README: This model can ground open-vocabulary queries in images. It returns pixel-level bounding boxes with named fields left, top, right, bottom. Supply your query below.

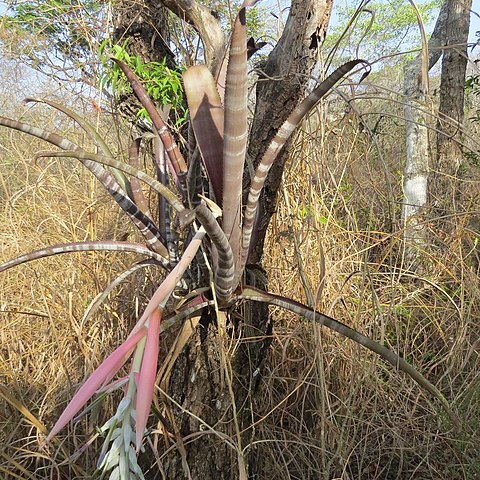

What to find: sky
left=470, top=0, right=480, bottom=42
left=264, top=0, right=480, bottom=45
left=328, top=0, right=480, bottom=42
left=0, top=0, right=479, bottom=96
left=0, top=0, right=479, bottom=41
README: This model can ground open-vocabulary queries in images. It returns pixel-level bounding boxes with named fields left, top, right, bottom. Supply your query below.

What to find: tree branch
left=161, top=0, right=225, bottom=68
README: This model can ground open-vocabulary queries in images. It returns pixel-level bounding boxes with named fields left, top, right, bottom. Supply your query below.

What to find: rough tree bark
left=432, top=0, right=472, bottom=216
left=112, top=1, right=333, bottom=478
left=112, top=0, right=175, bottom=124
left=247, top=0, right=333, bottom=264
left=402, top=1, right=448, bottom=255
left=113, top=0, right=174, bottom=65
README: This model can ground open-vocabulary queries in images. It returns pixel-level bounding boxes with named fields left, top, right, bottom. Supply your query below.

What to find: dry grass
left=253, top=106, right=480, bottom=479
left=1, top=83, right=479, bottom=480
left=0, top=102, right=158, bottom=478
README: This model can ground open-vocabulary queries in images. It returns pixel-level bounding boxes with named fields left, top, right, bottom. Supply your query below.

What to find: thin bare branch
left=160, top=0, right=224, bottom=68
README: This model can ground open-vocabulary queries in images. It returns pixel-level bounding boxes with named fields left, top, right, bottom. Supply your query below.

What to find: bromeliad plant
left=0, top=1, right=459, bottom=477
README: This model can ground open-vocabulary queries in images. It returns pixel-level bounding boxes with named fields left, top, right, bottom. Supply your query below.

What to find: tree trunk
left=247, top=0, right=334, bottom=264
left=164, top=266, right=271, bottom=480
left=432, top=0, right=472, bottom=218
left=151, top=1, right=333, bottom=478
left=402, top=1, right=448, bottom=257
left=112, top=0, right=175, bottom=123
left=113, top=0, right=173, bottom=65
left=111, top=0, right=333, bottom=476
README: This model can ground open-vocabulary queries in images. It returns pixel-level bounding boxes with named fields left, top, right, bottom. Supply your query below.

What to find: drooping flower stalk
left=0, top=3, right=461, bottom=476
left=45, top=327, right=148, bottom=442
left=130, top=221, right=208, bottom=336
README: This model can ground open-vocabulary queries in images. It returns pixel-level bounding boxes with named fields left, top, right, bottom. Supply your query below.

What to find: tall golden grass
left=1, top=81, right=479, bottom=479
left=254, top=111, right=480, bottom=478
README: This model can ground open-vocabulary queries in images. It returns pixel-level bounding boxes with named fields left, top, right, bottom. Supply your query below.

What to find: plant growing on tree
left=99, top=39, right=188, bottom=125
left=0, top=2, right=459, bottom=477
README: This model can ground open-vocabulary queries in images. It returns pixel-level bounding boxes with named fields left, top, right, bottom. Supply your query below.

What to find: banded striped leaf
left=159, top=297, right=212, bottom=334
left=129, top=138, right=152, bottom=219
left=33, top=149, right=187, bottom=215
left=0, top=241, right=169, bottom=273
left=0, top=116, right=169, bottom=258
left=222, top=0, right=259, bottom=275
left=238, top=60, right=369, bottom=284
left=194, top=202, right=234, bottom=306
left=236, top=286, right=459, bottom=431
left=24, top=97, right=132, bottom=196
